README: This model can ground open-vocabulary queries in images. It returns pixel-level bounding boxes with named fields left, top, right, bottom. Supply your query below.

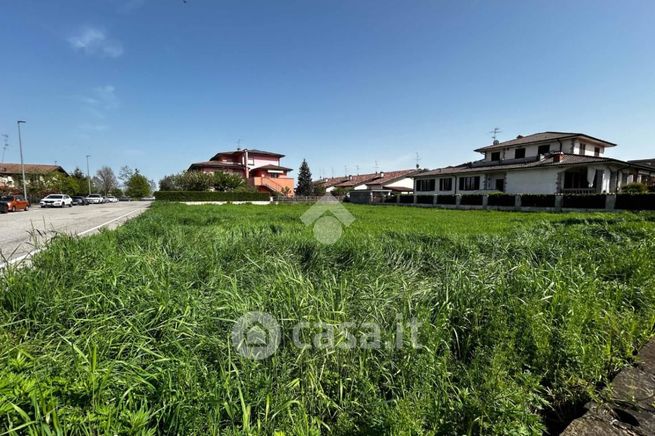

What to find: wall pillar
left=515, top=194, right=522, bottom=211
left=433, top=194, right=438, bottom=205
left=606, top=194, right=617, bottom=211
left=455, top=194, right=462, bottom=208
left=555, top=195, right=563, bottom=211
left=482, top=194, right=489, bottom=209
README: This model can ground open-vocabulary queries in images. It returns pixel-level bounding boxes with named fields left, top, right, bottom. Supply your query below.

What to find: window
left=594, top=147, right=601, bottom=157
left=459, top=176, right=480, bottom=191
left=495, top=179, right=505, bottom=192
left=538, top=144, right=551, bottom=155
left=580, top=144, right=586, bottom=155
left=439, top=177, right=453, bottom=191
left=416, top=179, right=435, bottom=192
left=514, top=148, right=526, bottom=159
left=490, top=152, right=501, bottom=161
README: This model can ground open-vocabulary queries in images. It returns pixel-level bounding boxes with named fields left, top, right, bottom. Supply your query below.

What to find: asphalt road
left=0, top=201, right=149, bottom=267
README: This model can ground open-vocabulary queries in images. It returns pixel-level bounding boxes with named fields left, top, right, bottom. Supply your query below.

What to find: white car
left=86, top=194, right=104, bottom=204
left=104, top=196, right=119, bottom=203
left=40, top=194, right=73, bottom=208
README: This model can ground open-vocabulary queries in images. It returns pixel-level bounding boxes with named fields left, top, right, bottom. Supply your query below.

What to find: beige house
left=413, top=132, right=654, bottom=195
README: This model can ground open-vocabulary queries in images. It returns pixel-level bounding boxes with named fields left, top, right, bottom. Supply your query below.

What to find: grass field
left=2, top=203, right=655, bottom=434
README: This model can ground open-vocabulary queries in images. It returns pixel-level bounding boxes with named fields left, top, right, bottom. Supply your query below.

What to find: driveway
left=0, top=201, right=149, bottom=267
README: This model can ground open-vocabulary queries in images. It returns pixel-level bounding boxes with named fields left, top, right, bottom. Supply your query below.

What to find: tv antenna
left=490, top=127, right=502, bottom=142
left=1, top=134, right=8, bottom=163
left=374, top=160, right=379, bottom=173
left=344, top=165, right=348, bottom=176
left=355, top=164, right=360, bottom=175
left=415, top=152, right=421, bottom=169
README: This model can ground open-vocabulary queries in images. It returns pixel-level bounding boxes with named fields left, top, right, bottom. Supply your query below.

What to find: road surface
left=0, top=201, right=149, bottom=267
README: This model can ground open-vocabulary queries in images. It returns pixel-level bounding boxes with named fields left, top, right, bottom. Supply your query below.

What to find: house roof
left=629, top=158, right=655, bottom=168
left=364, top=169, right=421, bottom=186
left=210, top=148, right=285, bottom=161
left=474, top=132, right=617, bottom=153
left=415, top=153, right=648, bottom=178
left=188, top=161, right=244, bottom=171
left=0, top=163, right=68, bottom=176
left=333, top=173, right=383, bottom=188
left=314, top=176, right=349, bottom=188
left=253, top=164, right=293, bottom=172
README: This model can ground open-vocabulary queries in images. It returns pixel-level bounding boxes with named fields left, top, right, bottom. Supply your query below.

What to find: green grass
left=1, top=203, right=655, bottom=434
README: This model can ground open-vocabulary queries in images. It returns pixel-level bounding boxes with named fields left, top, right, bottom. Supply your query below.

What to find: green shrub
left=521, top=194, right=556, bottom=208
left=154, top=191, right=270, bottom=201
left=488, top=194, right=516, bottom=207
left=460, top=194, right=484, bottom=206
left=436, top=194, right=457, bottom=205
left=621, top=182, right=649, bottom=194
left=562, top=194, right=606, bottom=209
left=615, top=193, right=655, bottom=211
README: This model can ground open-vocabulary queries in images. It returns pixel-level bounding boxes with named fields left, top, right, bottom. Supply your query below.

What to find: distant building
left=0, top=163, right=68, bottom=189
left=188, top=148, right=294, bottom=196
left=316, top=169, right=419, bottom=194
left=413, top=132, right=655, bottom=195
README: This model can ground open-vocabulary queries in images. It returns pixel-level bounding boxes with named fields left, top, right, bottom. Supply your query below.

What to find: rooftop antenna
left=374, top=160, right=379, bottom=173
left=415, top=152, right=421, bottom=169
left=344, top=165, right=348, bottom=176
left=330, top=167, right=334, bottom=178
left=355, top=164, right=360, bottom=175
left=490, top=127, right=502, bottom=142
left=1, top=134, right=8, bottom=164
left=236, top=138, right=242, bottom=150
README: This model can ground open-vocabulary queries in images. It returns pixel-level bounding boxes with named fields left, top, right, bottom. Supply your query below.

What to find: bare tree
left=118, top=165, right=134, bottom=187
left=95, top=166, right=118, bottom=195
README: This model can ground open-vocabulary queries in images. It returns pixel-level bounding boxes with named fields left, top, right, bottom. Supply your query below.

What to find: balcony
left=249, top=176, right=294, bottom=196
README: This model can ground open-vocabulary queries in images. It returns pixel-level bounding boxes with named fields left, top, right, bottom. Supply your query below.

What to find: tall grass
left=1, top=204, right=654, bottom=434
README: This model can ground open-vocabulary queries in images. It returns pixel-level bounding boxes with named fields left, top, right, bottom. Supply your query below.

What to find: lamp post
left=16, top=121, right=27, bottom=200
left=86, top=154, right=92, bottom=195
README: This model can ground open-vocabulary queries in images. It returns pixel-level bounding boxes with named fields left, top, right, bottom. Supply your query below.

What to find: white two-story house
left=413, top=132, right=654, bottom=195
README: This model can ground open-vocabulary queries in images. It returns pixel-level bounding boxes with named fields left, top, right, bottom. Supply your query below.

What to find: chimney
left=553, top=152, right=564, bottom=163
left=516, top=135, right=524, bottom=139
left=380, top=172, right=385, bottom=178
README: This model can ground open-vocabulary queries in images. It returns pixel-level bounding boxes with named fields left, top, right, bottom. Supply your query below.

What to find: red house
left=188, top=148, right=295, bottom=196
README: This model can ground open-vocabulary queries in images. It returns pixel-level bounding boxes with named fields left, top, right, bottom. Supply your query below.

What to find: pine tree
left=296, top=159, right=314, bottom=196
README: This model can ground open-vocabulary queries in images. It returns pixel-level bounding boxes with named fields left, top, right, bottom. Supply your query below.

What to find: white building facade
left=413, top=132, right=654, bottom=196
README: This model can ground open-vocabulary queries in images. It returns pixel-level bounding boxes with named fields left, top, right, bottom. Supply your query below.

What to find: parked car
left=0, top=194, right=30, bottom=213
left=118, top=196, right=132, bottom=201
left=40, top=194, right=73, bottom=208
left=141, top=196, right=156, bottom=201
left=86, top=194, right=104, bottom=204
left=71, top=196, right=89, bottom=206
left=104, top=195, right=119, bottom=203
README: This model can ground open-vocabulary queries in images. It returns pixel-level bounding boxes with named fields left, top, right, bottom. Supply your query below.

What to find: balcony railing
left=561, top=188, right=597, bottom=195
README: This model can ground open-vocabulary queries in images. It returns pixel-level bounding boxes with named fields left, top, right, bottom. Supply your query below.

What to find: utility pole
left=17, top=121, right=27, bottom=200
left=1, top=134, right=8, bottom=163
left=86, top=154, right=92, bottom=195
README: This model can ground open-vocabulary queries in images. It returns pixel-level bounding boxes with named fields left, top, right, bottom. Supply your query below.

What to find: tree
left=159, top=174, right=180, bottom=191
left=212, top=171, right=245, bottom=191
left=177, top=171, right=214, bottom=191
left=125, top=170, right=152, bottom=198
left=118, top=166, right=135, bottom=187
left=296, top=159, right=314, bottom=196
left=621, top=182, right=649, bottom=194
left=95, top=166, right=118, bottom=195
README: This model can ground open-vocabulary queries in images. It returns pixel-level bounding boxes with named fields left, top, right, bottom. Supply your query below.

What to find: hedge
left=416, top=195, right=434, bottom=205
left=384, top=195, right=398, bottom=204
left=399, top=195, right=414, bottom=204
left=436, top=195, right=457, bottom=205
left=521, top=194, right=556, bottom=208
left=615, top=194, right=655, bottom=211
left=154, top=191, right=271, bottom=202
left=488, top=194, right=516, bottom=207
left=562, top=194, right=606, bottom=209
left=460, top=195, right=484, bottom=206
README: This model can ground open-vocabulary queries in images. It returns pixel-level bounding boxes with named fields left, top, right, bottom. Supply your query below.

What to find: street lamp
left=86, top=154, right=92, bottom=195
left=16, top=121, right=27, bottom=200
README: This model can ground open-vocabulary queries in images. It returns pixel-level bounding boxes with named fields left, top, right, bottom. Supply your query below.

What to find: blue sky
left=1, top=0, right=654, bottom=182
